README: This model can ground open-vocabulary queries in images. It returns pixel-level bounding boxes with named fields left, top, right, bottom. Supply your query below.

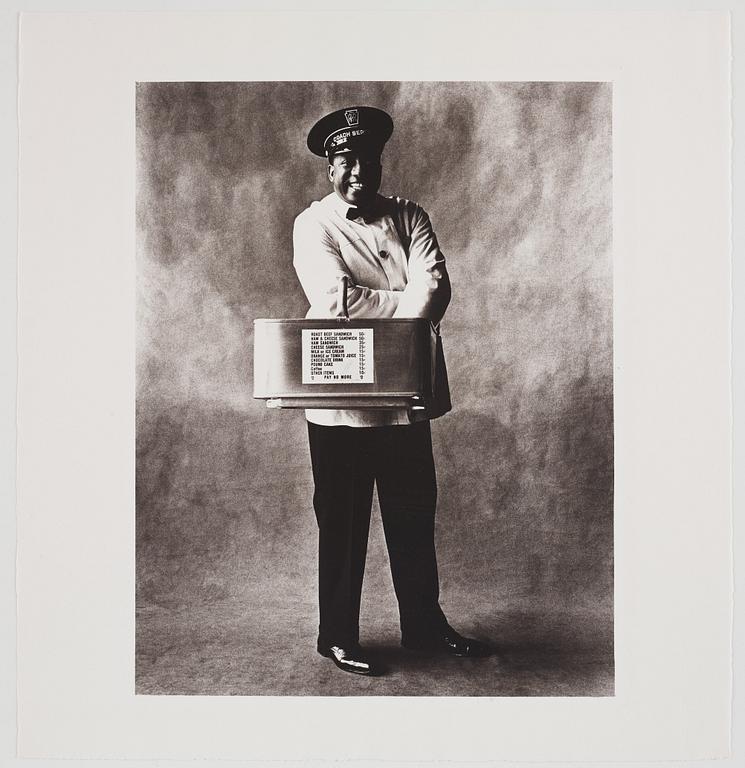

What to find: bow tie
left=346, top=207, right=379, bottom=224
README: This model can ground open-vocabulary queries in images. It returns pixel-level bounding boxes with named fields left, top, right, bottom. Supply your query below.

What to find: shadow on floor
left=136, top=600, right=613, bottom=697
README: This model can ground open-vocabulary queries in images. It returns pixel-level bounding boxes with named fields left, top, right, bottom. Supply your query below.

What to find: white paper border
left=10, top=4, right=738, bottom=766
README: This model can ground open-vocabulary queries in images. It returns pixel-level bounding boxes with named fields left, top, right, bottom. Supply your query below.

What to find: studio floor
left=136, top=599, right=614, bottom=697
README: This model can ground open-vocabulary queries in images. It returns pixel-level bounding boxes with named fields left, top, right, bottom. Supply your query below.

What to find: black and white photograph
left=12, top=6, right=736, bottom=763
left=135, top=80, right=614, bottom=696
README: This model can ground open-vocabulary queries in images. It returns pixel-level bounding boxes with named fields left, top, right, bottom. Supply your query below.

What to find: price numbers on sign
left=302, top=328, right=374, bottom=384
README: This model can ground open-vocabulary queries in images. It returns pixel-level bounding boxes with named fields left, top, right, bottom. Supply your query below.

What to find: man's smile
left=327, top=147, right=383, bottom=206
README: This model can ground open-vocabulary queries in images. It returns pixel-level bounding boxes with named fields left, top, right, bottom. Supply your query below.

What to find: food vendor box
left=253, top=317, right=436, bottom=410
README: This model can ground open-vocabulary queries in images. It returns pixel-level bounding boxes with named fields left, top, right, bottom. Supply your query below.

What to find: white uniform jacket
left=293, top=191, right=452, bottom=427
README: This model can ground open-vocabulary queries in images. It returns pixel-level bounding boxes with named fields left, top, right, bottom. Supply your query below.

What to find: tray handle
left=336, top=274, right=350, bottom=320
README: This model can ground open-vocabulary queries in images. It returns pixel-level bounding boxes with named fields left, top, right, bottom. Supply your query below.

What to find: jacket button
left=379, top=250, right=389, bottom=259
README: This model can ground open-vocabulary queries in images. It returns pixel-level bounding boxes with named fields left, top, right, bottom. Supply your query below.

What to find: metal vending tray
left=253, top=316, right=436, bottom=409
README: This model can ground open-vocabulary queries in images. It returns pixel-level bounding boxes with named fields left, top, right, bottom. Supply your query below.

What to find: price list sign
left=302, top=328, right=374, bottom=384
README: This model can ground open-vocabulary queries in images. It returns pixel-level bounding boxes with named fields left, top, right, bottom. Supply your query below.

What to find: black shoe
left=317, top=642, right=381, bottom=676
left=402, top=627, right=492, bottom=657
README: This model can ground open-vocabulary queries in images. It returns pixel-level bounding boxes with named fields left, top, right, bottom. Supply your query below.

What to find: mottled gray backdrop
left=136, top=82, right=613, bottom=696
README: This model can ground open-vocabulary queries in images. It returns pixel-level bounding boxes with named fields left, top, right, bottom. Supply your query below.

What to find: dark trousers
left=307, top=420, right=447, bottom=648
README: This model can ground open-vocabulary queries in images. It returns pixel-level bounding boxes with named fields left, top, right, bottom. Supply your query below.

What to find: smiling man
left=293, top=106, right=489, bottom=677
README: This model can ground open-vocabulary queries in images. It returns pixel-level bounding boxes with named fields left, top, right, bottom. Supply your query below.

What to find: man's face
left=327, top=148, right=382, bottom=208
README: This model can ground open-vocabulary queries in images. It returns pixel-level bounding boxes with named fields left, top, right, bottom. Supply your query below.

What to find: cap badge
left=344, top=109, right=359, bottom=127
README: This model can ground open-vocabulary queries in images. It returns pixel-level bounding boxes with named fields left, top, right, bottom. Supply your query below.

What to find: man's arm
left=293, top=213, right=402, bottom=319
left=392, top=205, right=451, bottom=325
